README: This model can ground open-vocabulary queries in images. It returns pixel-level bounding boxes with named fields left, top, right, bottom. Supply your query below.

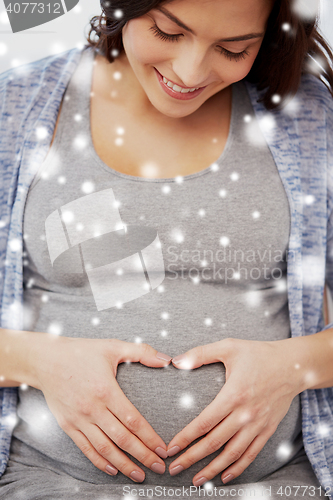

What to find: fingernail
left=105, top=464, right=118, bottom=475
left=222, top=473, right=234, bottom=484
left=156, top=352, right=172, bottom=362
left=151, top=462, right=165, bottom=474
left=167, top=445, right=180, bottom=457
left=170, top=465, right=184, bottom=476
left=193, top=476, right=208, bottom=487
left=172, top=355, right=186, bottom=364
left=130, top=470, right=145, bottom=482
left=155, top=446, right=168, bottom=459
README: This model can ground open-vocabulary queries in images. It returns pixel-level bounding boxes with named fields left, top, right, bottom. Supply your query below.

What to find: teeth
left=162, top=74, right=199, bottom=93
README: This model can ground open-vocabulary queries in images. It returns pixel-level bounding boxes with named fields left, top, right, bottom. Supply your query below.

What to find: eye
left=149, top=24, right=250, bottom=62
left=217, top=47, right=249, bottom=62
left=149, top=24, right=182, bottom=42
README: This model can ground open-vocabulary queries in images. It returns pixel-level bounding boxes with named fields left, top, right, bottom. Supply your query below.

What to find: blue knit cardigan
left=0, top=46, right=333, bottom=494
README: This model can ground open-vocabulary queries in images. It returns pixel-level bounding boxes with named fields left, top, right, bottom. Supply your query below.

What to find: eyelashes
left=148, top=24, right=249, bottom=62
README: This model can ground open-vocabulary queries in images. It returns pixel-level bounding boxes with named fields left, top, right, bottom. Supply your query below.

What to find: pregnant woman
left=0, top=0, right=333, bottom=498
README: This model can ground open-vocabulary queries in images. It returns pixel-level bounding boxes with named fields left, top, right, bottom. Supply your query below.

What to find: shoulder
left=296, top=73, right=333, bottom=112
left=0, top=46, right=86, bottom=115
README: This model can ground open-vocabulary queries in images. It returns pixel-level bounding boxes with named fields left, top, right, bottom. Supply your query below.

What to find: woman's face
left=121, top=0, right=274, bottom=119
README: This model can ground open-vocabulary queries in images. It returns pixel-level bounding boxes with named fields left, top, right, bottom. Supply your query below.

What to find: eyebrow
left=156, top=6, right=264, bottom=42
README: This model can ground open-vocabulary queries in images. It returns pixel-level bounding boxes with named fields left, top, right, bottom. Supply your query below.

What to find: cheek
left=218, top=56, right=258, bottom=84
left=123, top=21, right=169, bottom=66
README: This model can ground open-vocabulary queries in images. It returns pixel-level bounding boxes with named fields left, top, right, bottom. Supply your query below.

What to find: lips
left=154, top=68, right=207, bottom=101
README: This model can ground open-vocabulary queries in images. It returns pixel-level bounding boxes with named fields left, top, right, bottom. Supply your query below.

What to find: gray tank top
left=18, top=46, right=304, bottom=487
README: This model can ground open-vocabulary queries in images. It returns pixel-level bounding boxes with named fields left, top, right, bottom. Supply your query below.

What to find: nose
left=171, top=43, right=213, bottom=89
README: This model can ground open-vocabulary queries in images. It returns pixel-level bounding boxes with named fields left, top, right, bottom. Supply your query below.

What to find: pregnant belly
left=115, top=361, right=303, bottom=486
left=13, top=355, right=302, bottom=487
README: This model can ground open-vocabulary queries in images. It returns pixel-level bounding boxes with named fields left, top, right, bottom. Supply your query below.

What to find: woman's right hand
left=31, top=336, right=171, bottom=482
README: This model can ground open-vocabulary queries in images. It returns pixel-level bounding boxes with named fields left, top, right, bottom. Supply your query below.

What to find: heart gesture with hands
left=167, top=337, right=307, bottom=487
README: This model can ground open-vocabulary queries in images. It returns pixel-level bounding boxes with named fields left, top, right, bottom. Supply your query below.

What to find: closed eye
left=149, top=24, right=249, bottom=62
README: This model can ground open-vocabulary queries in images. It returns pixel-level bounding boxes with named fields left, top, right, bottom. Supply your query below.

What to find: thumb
left=116, top=340, right=172, bottom=368
left=172, top=341, right=228, bottom=370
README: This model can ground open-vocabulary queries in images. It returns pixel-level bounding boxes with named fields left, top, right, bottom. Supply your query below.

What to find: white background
left=0, top=0, right=332, bottom=75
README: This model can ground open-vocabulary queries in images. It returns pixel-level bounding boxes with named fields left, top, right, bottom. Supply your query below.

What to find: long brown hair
left=86, top=0, right=333, bottom=110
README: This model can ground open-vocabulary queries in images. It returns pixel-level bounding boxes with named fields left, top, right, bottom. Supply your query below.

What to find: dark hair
left=86, top=0, right=333, bottom=110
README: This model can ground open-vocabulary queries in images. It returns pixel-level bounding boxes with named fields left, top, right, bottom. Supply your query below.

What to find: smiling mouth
left=155, top=69, right=205, bottom=94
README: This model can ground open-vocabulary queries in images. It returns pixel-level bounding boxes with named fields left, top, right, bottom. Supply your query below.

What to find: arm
left=0, top=327, right=49, bottom=388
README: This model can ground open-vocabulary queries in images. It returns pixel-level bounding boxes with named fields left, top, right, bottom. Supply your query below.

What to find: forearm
left=0, top=327, right=60, bottom=389
left=278, top=329, right=333, bottom=392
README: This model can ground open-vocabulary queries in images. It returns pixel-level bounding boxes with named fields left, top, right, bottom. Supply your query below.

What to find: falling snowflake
left=113, top=9, right=123, bottom=19
left=204, top=318, right=212, bottom=326
left=175, top=176, right=184, bottom=184
left=276, top=441, right=293, bottom=460
left=219, top=189, right=227, bottom=198
left=230, top=172, right=240, bottom=181
left=162, top=185, right=171, bottom=194
left=271, top=94, right=281, bottom=104
left=62, top=210, right=74, bottom=223
left=161, top=311, right=169, bottom=320
left=198, top=209, right=205, bottom=217
left=180, top=394, right=194, bottom=408
left=243, top=114, right=252, bottom=123
left=220, top=236, right=230, bottom=247
left=281, top=22, right=291, bottom=31
left=47, top=322, right=62, bottom=336
left=91, top=317, right=100, bottom=326
left=113, top=71, right=122, bottom=80
left=161, top=330, right=168, bottom=337
left=140, top=161, right=158, bottom=178
left=81, top=181, right=95, bottom=194
left=317, top=424, right=329, bottom=438
left=115, top=137, right=124, bottom=146
left=135, top=337, right=142, bottom=343
left=74, top=114, right=82, bottom=122
left=73, top=135, right=87, bottom=150
left=303, top=194, right=315, bottom=205
left=252, top=211, right=260, bottom=219
left=157, top=285, right=165, bottom=293
left=111, top=49, right=120, bottom=58
left=245, top=290, right=261, bottom=307
left=9, top=239, right=21, bottom=252
left=36, top=127, right=48, bottom=140
left=171, top=228, right=184, bottom=243
left=58, top=176, right=66, bottom=184
left=203, top=482, right=214, bottom=490
left=211, top=163, right=219, bottom=172
left=116, top=126, right=125, bottom=135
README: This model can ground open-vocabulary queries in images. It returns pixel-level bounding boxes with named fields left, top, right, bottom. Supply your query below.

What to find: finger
left=96, top=408, right=166, bottom=474
left=219, top=428, right=275, bottom=484
left=66, top=428, right=119, bottom=478
left=107, top=377, right=168, bottom=458
left=167, top=388, right=236, bottom=455
left=171, top=340, right=231, bottom=370
left=190, top=427, right=272, bottom=487
left=111, top=340, right=172, bottom=369
left=169, top=412, right=244, bottom=475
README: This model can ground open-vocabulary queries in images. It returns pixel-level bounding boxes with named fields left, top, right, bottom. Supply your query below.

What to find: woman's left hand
left=167, top=337, right=307, bottom=486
